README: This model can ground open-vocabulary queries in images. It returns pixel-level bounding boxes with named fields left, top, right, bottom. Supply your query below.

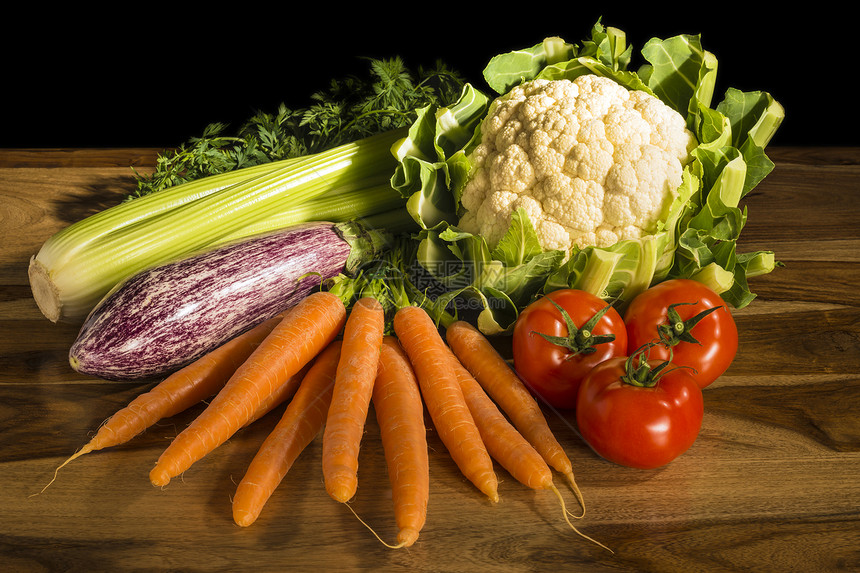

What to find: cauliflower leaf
left=390, top=20, right=785, bottom=333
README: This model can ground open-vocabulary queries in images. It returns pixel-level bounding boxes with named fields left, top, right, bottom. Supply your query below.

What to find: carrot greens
left=131, top=58, right=466, bottom=199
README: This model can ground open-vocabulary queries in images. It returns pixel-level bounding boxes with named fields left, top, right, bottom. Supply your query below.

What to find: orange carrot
left=232, top=340, right=342, bottom=527
left=392, top=305, right=498, bottom=503
left=322, top=297, right=385, bottom=503
left=449, top=350, right=612, bottom=553
left=445, top=320, right=584, bottom=510
left=448, top=352, right=553, bottom=491
left=149, top=291, right=346, bottom=487
left=244, top=362, right=311, bottom=427
left=34, top=313, right=286, bottom=495
left=371, top=336, right=429, bottom=548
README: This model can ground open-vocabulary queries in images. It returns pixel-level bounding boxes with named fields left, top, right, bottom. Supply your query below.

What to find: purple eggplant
left=69, top=221, right=389, bottom=381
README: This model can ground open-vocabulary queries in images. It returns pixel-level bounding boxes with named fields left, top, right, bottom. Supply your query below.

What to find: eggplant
left=69, top=221, right=389, bottom=381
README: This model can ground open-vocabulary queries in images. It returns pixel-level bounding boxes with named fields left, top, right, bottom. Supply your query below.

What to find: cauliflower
left=458, top=75, right=697, bottom=257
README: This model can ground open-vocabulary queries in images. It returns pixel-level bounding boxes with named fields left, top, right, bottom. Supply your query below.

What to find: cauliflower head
left=458, top=75, right=697, bottom=257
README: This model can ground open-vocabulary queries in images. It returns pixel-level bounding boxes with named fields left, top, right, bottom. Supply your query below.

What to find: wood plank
left=2, top=148, right=859, bottom=572
left=0, top=160, right=152, bottom=287
left=0, top=148, right=161, bottom=169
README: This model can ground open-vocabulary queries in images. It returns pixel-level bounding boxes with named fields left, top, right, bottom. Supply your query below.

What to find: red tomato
left=576, top=355, right=704, bottom=469
left=623, top=279, right=738, bottom=389
left=512, top=289, right=627, bottom=409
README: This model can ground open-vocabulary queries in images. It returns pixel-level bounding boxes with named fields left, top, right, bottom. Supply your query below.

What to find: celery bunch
left=30, top=58, right=465, bottom=323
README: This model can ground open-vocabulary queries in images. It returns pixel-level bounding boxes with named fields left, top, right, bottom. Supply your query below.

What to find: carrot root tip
left=550, top=484, right=613, bottom=554
left=29, top=444, right=94, bottom=498
left=150, top=472, right=171, bottom=488
left=326, top=483, right=356, bottom=504
left=343, top=502, right=413, bottom=550
left=396, top=528, right=420, bottom=548
left=233, top=512, right=257, bottom=527
left=563, top=471, right=586, bottom=519
left=149, top=462, right=178, bottom=487
left=481, top=477, right=500, bottom=504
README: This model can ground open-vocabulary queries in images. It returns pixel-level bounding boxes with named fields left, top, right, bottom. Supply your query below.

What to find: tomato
left=512, top=289, right=627, bottom=409
left=576, top=354, right=704, bottom=469
left=623, top=279, right=738, bottom=389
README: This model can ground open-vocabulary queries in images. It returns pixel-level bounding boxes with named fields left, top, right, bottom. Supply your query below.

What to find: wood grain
left=1, top=147, right=859, bottom=572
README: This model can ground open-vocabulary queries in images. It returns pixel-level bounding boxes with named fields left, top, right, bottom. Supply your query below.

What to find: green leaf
left=412, top=210, right=563, bottom=334
left=640, top=34, right=708, bottom=118
left=434, top=84, right=490, bottom=159
left=491, top=208, right=545, bottom=266
left=738, top=138, right=775, bottom=197
left=687, top=155, right=748, bottom=237
left=536, top=57, right=655, bottom=95
left=482, top=37, right=576, bottom=95
left=714, top=88, right=783, bottom=196
left=400, top=161, right=457, bottom=231
left=578, top=21, right=633, bottom=71
left=719, top=250, right=781, bottom=308
left=674, top=228, right=716, bottom=273
left=390, top=84, right=492, bottom=229
left=545, top=233, right=665, bottom=312
left=391, top=104, right=440, bottom=163
left=717, top=88, right=786, bottom=150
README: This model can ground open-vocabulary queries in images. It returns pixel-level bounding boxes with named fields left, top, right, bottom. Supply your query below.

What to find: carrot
left=232, top=340, right=342, bottom=527
left=445, top=320, right=584, bottom=512
left=449, top=350, right=612, bottom=553
left=322, top=297, right=385, bottom=503
left=244, top=362, right=311, bottom=427
left=149, top=291, right=346, bottom=487
left=371, top=336, right=429, bottom=548
left=33, top=313, right=286, bottom=496
left=392, top=305, right=498, bottom=503
left=449, top=352, right=553, bottom=491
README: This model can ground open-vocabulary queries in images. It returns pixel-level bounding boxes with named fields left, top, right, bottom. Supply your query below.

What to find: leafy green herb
left=131, top=57, right=465, bottom=199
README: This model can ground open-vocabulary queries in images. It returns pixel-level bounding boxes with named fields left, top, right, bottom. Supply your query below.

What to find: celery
left=212, top=183, right=412, bottom=245
left=35, top=160, right=295, bottom=270
left=29, top=129, right=407, bottom=323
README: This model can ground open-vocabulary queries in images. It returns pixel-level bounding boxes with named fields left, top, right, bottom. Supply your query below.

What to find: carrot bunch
left=45, top=291, right=606, bottom=551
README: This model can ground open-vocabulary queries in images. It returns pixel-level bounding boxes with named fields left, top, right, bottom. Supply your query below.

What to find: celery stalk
left=212, top=183, right=411, bottom=245
left=29, top=128, right=406, bottom=323
left=35, top=161, right=291, bottom=272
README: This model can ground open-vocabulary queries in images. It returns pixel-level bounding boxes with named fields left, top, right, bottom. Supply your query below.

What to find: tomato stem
left=533, top=299, right=616, bottom=357
left=658, top=302, right=722, bottom=347
left=620, top=341, right=699, bottom=388
left=620, top=343, right=672, bottom=388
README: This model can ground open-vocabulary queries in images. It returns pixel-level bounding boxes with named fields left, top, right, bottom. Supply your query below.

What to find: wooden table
left=1, top=147, right=858, bottom=572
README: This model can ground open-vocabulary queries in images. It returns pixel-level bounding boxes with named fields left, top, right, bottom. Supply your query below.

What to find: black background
left=2, top=10, right=844, bottom=149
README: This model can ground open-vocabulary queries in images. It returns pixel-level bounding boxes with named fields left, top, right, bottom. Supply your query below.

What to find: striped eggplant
left=69, top=221, right=389, bottom=381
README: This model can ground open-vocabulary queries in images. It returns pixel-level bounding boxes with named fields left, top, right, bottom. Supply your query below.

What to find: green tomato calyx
left=534, top=298, right=617, bottom=357
left=621, top=342, right=673, bottom=388
left=658, top=302, right=722, bottom=347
